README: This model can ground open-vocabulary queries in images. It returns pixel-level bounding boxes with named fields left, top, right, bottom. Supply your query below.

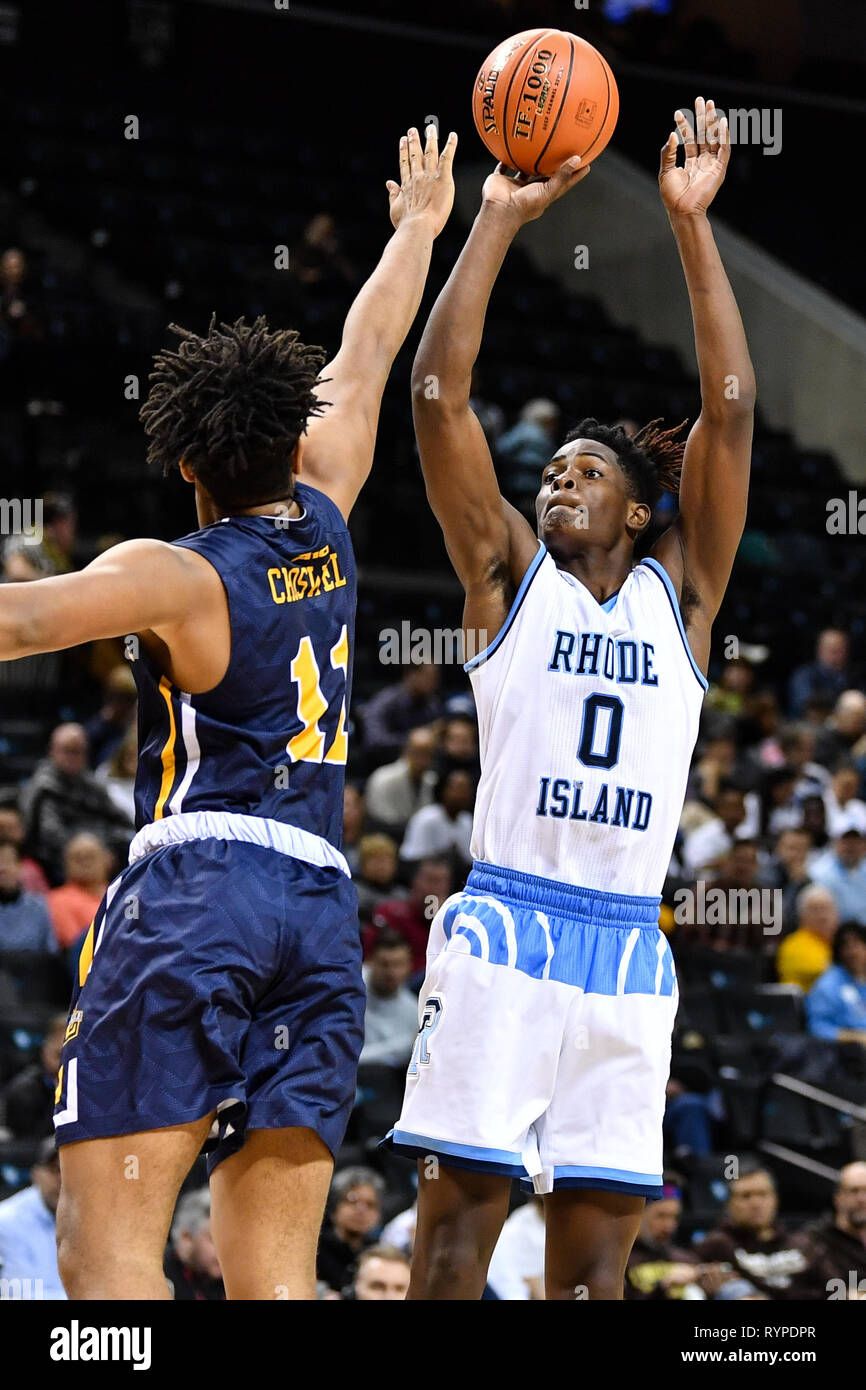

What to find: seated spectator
left=342, top=783, right=366, bottom=875
left=1, top=1012, right=66, bottom=1139
left=351, top=1244, right=410, bottom=1301
left=824, top=764, right=866, bottom=837
left=291, top=212, right=356, bottom=288
left=316, top=1167, right=384, bottom=1294
left=354, top=834, right=401, bottom=924
left=769, top=827, right=814, bottom=935
left=96, top=727, right=137, bottom=823
left=381, top=1201, right=416, bottom=1256
left=0, top=804, right=49, bottom=895
left=684, top=730, right=739, bottom=813
left=364, top=726, right=437, bottom=836
left=48, top=833, right=110, bottom=950
left=756, top=766, right=801, bottom=838
left=487, top=1196, right=545, bottom=1300
left=805, top=922, right=866, bottom=1044
left=692, top=1162, right=822, bottom=1300
left=401, top=769, right=475, bottom=868
left=800, top=793, right=830, bottom=853
left=164, top=1189, right=225, bottom=1300
left=360, top=664, right=442, bottom=765
left=85, top=664, right=138, bottom=768
left=803, top=1162, right=866, bottom=1294
left=435, top=713, right=479, bottom=779
left=705, top=656, right=755, bottom=720
left=814, top=689, right=866, bottom=771
left=35, top=492, right=78, bottom=576
left=360, top=932, right=418, bottom=1068
left=750, top=690, right=783, bottom=769
left=21, top=723, right=133, bottom=883
left=809, top=823, right=866, bottom=926
left=0, top=841, right=55, bottom=952
left=788, top=628, right=850, bottom=718
left=0, top=1136, right=65, bottom=1299
left=626, top=1186, right=705, bottom=1300
left=681, top=783, right=752, bottom=876
left=663, top=1070, right=715, bottom=1160
left=496, top=398, right=560, bottom=491
left=367, top=857, right=454, bottom=974
left=0, top=246, right=43, bottom=348
left=779, top=725, right=831, bottom=801
left=776, top=884, right=838, bottom=992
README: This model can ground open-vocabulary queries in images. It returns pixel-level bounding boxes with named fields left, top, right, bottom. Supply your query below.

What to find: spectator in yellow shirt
left=777, top=884, right=838, bottom=992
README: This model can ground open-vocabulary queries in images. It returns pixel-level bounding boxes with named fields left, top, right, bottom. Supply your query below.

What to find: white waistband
left=128, top=810, right=350, bottom=877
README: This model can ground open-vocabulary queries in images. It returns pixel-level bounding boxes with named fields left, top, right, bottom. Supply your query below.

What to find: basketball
left=472, top=28, right=619, bottom=177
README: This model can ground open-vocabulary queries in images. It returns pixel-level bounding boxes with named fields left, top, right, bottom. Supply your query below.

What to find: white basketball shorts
left=386, top=861, right=678, bottom=1196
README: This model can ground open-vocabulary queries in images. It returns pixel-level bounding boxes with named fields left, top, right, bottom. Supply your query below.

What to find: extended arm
left=302, top=126, right=457, bottom=519
left=411, top=159, right=587, bottom=627
left=653, top=101, right=756, bottom=660
left=0, top=540, right=211, bottom=660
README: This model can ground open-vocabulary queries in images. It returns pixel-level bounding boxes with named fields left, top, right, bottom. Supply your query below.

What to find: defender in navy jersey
left=396, top=100, right=755, bottom=1300
left=0, top=124, right=457, bottom=1300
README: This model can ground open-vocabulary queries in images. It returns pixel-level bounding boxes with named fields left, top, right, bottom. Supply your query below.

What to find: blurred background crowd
left=1, top=0, right=865, bottom=1299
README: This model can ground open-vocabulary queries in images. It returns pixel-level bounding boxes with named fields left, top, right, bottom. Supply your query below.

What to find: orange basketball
left=472, top=28, right=619, bottom=177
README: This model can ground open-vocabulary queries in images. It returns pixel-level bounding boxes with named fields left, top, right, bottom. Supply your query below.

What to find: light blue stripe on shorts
left=441, top=861, right=674, bottom=997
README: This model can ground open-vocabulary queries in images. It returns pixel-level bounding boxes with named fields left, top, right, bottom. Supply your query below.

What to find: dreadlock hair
left=140, top=315, right=328, bottom=510
left=563, top=416, right=688, bottom=509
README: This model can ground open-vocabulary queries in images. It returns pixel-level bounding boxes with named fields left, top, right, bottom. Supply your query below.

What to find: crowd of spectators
left=1, top=610, right=866, bottom=1298
left=0, top=2, right=861, bottom=1289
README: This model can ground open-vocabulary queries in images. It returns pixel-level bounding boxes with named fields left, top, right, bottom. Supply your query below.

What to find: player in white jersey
left=387, top=100, right=755, bottom=1298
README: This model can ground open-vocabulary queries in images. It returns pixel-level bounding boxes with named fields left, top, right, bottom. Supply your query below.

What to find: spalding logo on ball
left=473, top=28, right=619, bottom=177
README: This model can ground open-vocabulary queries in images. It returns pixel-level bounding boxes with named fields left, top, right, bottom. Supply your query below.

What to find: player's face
left=535, top=440, right=642, bottom=558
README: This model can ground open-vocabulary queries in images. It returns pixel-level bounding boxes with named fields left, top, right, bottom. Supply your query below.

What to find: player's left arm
left=651, top=99, right=756, bottom=673
left=301, top=125, right=457, bottom=520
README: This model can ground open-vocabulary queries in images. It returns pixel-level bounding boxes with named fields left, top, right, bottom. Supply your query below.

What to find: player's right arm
left=0, top=539, right=216, bottom=661
left=411, top=159, right=588, bottom=638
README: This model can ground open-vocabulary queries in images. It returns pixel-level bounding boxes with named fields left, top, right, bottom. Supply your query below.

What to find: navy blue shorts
left=53, top=839, right=364, bottom=1169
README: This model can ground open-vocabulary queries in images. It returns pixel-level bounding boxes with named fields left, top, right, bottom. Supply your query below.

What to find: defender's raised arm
left=302, top=125, right=457, bottom=519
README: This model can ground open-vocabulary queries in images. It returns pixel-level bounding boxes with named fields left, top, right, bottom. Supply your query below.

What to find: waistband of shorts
left=128, top=810, right=350, bottom=877
left=466, top=861, right=661, bottom=928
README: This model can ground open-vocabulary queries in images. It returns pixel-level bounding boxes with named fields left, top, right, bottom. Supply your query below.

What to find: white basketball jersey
left=467, top=544, right=707, bottom=896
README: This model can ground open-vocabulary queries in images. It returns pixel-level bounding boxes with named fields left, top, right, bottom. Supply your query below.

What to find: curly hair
left=140, top=314, right=328, bottom=509
left=563, top=416, right=688, bottom=507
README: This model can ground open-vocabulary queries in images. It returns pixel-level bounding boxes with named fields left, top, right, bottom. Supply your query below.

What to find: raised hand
left=481, top=156, right=589, bottom=227
left=387, top=125, right=458, bottom=237
left=659, top=97, right=730, bottom=218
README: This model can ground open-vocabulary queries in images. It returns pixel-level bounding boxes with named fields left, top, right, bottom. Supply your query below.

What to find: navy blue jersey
left=131, top=483, right=356, bottom=849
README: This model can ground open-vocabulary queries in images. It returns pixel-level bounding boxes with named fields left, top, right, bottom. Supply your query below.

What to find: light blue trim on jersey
left=440, top=862, right=672, bottom=997
left=599, top=591, right=619, bottom=613
left=639, top=557, right=709, bottom=692
left=388, top=1128, right=524, bottom=1171
left=553, top=1163, right=662, bottom=1185
left=464, top=542, right=547, bottom=673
